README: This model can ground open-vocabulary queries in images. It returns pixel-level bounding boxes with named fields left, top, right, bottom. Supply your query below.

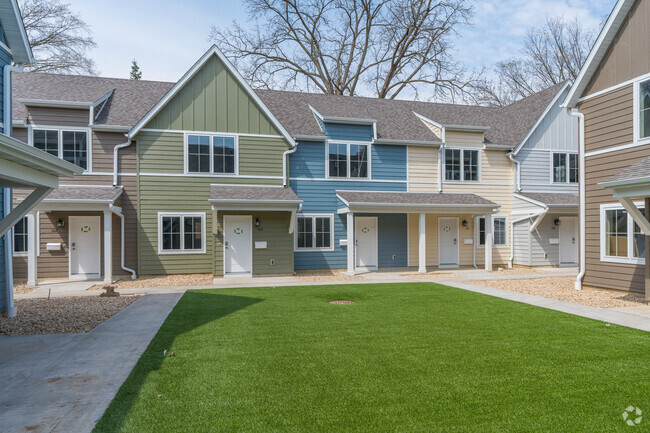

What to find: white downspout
left=109, top=204, right=136, bottom=279
left=283, top=145, right=298, bottom=187
left=472, top=216, right=477, bottom=268
left=113, top=136, right=132, bottom=186
left=508, top=153, right=521, bottom=192
left=3, top=64, right=22, bottom=135
left=3, top=188, right=16, bottom=317
left=569, top=108, right=585, bottom=290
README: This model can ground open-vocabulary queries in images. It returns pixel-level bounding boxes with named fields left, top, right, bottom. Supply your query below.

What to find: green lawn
left=94, top=283, right=650, bottom=432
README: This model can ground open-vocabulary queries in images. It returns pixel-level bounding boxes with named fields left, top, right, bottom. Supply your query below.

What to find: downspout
left=569, top=108, right=585, bottom=290
left=109, top=204, right=136, bottom=279
left=283, top=144, right=298, bottom=187
left=438, top=127, right=446, bottom=193
left=508, top=153, right=521, bottom=192
left=4, top=188, right=16, bottom=317
left=3, top=64, right=22, bottom=135
left=472, top=216, right=477, bottom=268
left=508, top=209, right=547, bottom=268
left=113, top=135, right=132, bottom=186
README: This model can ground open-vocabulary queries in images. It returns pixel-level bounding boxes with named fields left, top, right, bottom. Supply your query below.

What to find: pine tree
left=130, top=60, right=142, bottom=80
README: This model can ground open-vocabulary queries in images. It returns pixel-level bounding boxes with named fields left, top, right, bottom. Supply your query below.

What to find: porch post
left=644, top=197, right=650, bottom=301
left=646, top=198, right=650, bottom=301
left=484, top=214, right=493, bottom=271
left=27, top=212, right=38, bottom=287
left=103, top=210, right=112, bottom=284
left=347, top=212, right=354, bottom=274
left=418, top=213, right=426, bottom=273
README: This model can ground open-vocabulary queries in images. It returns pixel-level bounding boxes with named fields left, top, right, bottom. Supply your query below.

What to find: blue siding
left=322, top=122, right=373, bottom=141
left=290, top=141, right=326, bottom=178
left=377, top=213, right=408, bottom=267
left=0, top=46, right=12, bottom=126
left=372, top=145, right=406, bottom=180
left=0, top=190, right=5, bottom=314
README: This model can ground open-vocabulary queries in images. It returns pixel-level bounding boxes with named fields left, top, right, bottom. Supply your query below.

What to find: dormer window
left=327, top=141, right=369, bottom=179
left=32, top=128, right=89, bottom=170
left=444, top=148, right=479, bottom=182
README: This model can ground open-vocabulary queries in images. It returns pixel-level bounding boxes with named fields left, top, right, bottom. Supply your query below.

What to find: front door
left=355, top=217, right=378, bottom=270
left=560, top=216, right=578, bottom=265
left=438, top=217, right=459, bottom=268
left=69, top=216, right=101, bottom=278
left=224, top=215, right=253, bottom=275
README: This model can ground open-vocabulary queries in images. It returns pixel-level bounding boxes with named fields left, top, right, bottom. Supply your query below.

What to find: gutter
left=283, top=145, right=298, bottom=187
left=109, top=204, right=136, bottom=279
left=569, top=108, right=586, bottom=290
left=113, top=136, right=132, bottom=186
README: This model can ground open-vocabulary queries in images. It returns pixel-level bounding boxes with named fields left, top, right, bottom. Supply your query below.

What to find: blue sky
left=67, top=0, right=615, bottom=85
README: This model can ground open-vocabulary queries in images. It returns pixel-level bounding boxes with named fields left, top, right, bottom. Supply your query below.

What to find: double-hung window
left=186, top=134, right=237, bottom=175
left=158, top=212, right=206, bottom=254
left=295, top=214, right=334, bottom=251
left=601, top=204, right=645, bottom=263
left=32, top=128, right=89, bottom=170
left=13, top=217, right=28, bottom=255
left=327, top=142, right=369, bottom=179
left=552, top=152, right=578, bottom=183
left=444, top=148, right=479, bottom=181
left=477, top=216, right=508, bottom=247
left=638, top=78, right=650, bottom=141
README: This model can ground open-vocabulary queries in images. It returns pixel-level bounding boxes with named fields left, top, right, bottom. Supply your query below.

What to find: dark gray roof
left=44, top=186, right=123, bottom=202
left=519, top=192, right=578, bottom=206
left=210, top=185, right=301, bottom=202
left=12, top=72, right=173, bottom=127
left=257, top=82, right=566, bottom=147
left=337, top=190, right=497, bottom=206
left=604, top=156, right=650, bottom=185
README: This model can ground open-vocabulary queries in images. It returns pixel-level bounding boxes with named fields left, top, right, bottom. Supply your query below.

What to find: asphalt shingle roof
left=210, top=185, right=301, bottom=202
left=44, top=186, right=123, bottom=202
left=337, top=190, right=497, bottom=206
left=519, top=192, right=578, bottom=206
left=604, top=156, right=650, bottom=184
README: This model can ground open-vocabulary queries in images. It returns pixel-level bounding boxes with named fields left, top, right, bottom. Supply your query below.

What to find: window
left=445, top=148, right=479, bottom=181
left=13, top=217, right=28, bottom=255
left=601, top=204, right=645, bottom=264
left=158, top=213, right=205, bottom=254
left=295, top=214, right=333, bottom=250
left=32, top=128, right=89, bottom=170
left=327, top=142, right=369, bottom=179
left=186, top=134, right=237, bottom=175
left=552, top=152, right=578, bottom=184
left=640, top=79, right=650, bottom=140
left=477, top=216, right=508, bottom=247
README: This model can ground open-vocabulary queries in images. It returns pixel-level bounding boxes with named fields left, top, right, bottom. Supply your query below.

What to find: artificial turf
left=93, top=283, right=650, bottom=432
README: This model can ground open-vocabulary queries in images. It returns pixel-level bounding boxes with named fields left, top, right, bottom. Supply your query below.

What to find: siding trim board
left=140, top=128, right=284, bottom=139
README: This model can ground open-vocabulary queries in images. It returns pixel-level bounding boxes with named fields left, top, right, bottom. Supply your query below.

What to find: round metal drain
left=330, top=300, right=354, bottom=304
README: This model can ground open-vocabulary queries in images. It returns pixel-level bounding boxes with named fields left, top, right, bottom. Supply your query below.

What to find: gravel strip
left=469, top=277, right=648, bottom=309
left=12, top=283, right=36, bottom=294
left=90, top=274, right=213, bottom=290
left=0, top=295, right=141, bottom=335
left=295, top=270, right=363, bottom=281
left=403, top=272, right=462, bottom=279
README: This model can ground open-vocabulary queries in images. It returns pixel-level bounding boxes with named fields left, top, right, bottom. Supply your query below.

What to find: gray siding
left=513, top=213, right=569, bottom=266
left=512, top=221, right=531, bottom=266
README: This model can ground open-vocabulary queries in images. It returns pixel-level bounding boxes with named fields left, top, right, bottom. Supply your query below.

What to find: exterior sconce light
left=56, top=219, right=65, bottom=228
left=462, top=219, right=468, bottom=227
left=554, top=219, right=561, bottom=226
left=255, top=218, right=261, bottom=227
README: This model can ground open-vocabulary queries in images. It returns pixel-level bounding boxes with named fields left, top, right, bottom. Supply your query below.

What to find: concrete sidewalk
left=0, top=293, right=183, bottom=433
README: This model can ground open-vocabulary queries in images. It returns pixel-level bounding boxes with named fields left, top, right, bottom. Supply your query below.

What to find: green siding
left=214, top=211, right=294, bottom=277
left=145, top=54, right=280, bottom=136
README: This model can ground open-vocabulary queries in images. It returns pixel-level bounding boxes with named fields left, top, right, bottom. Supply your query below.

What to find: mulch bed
left=0, top=295, right=141, bottom=336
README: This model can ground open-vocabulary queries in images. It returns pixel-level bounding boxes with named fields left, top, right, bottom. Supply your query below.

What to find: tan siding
left=27, top=107, right=89, bottom=127
left=407, top=146, right=437, bottom=189
left=579, top=85, right=634, bottom=153
left=445, top=130, right=484, bottom=147
left=583, top=0, right=650, bottom=96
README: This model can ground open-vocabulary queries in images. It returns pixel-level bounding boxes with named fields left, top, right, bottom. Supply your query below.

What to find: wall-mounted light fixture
left=255, top=218, right=261, bottom=227
left=56, top=219, right=65, bottom=228
left=462, top=219, right=468, bottom=227
left=554, top=219, right=561, bottom=226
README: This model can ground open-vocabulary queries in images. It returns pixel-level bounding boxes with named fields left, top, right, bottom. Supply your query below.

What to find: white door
left=224, top=215, right=253, bottom=275
left=560, top=216, right=578, bottom=265
left=355, top=217, right=378, bottom=270
left=69, top=216, right=101, bottom=278
left=438, top=217, right=459, bottom=268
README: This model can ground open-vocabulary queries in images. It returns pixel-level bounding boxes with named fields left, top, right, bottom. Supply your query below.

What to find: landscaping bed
left=0, top=295, right=141, bottom=335
left=90, top=274, right=213, bottom=291
left=470, top=276, right=647, bottom=308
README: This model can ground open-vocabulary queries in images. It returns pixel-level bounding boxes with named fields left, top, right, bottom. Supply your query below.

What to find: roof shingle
left=210, top=185, right=301, bottom=202
left=337, top=190, right=497, bottom=206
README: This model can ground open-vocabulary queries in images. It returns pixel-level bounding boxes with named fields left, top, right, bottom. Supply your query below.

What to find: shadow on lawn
left=93, top=291, right=262, bottom=433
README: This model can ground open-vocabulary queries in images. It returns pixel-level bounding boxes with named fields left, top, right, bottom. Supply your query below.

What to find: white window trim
left=28, top=125, right=93, bottom=172
left=294, top=213, right=335, bottom=252
left=551, top=152, right=579, bottom=184
left=183, top=132, right=239, bottom=176
left=633, top=77, right=650, bottom=145
left=476, top=215, right=509, bottom=248
left=443, top=147, right=481, bottom=183
left=599, top=203, right=645, bottom=265
left=325, top=140, right=372, bottom=180
left=12, top=216, right=29, bottom=257
left=157, top=212, right=207, bottom=255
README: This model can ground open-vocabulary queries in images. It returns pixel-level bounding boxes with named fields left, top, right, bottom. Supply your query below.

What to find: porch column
left=27, top=212, right=38, bottom=287
left=418, top=213, right=427, bottom=273
left=347, top=212, right=354, bottom=274
left=103, top=210, right=112, bottom=284
left=484, top=214, right=493, bottom=271
left=646, top=198, right=650, bottom=301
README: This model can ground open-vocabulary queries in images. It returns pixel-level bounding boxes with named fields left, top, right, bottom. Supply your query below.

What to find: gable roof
left=12, top=72, right=173, bottom=128
left=563, top=0, right=635, bottom=107
left=126, top=45, right=296, bottom=146
left=0, top=0, right=34, bottom=63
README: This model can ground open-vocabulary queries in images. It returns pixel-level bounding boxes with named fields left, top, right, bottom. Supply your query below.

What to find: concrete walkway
left=0, top=293, right=183, bottom=433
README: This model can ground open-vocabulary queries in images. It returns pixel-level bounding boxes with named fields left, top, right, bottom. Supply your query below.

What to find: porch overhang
left=209, top=184, right=302, bottom=212
left=26, top=186, right=124, bottom=212
left=514, top=193, right=578, bottom=215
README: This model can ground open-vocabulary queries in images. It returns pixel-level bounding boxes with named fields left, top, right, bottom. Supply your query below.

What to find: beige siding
left=27, top=106, right=89, bottom=127
left=583, top=0, right=650, bottom=96
left=407, top=146, right=437, bottom=190
left=407, top=214, right=479, bottom=267
left=445, top=130, right=484, bottom=147
left=579, top=85, right=634, bottom=153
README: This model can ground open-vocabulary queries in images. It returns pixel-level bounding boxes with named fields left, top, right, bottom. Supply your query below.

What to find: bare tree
left=209, top=0, right=480, bottom=101
left=471, top=16, right=596, bottom=106
left=19, top=0, right=97, bottom=75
